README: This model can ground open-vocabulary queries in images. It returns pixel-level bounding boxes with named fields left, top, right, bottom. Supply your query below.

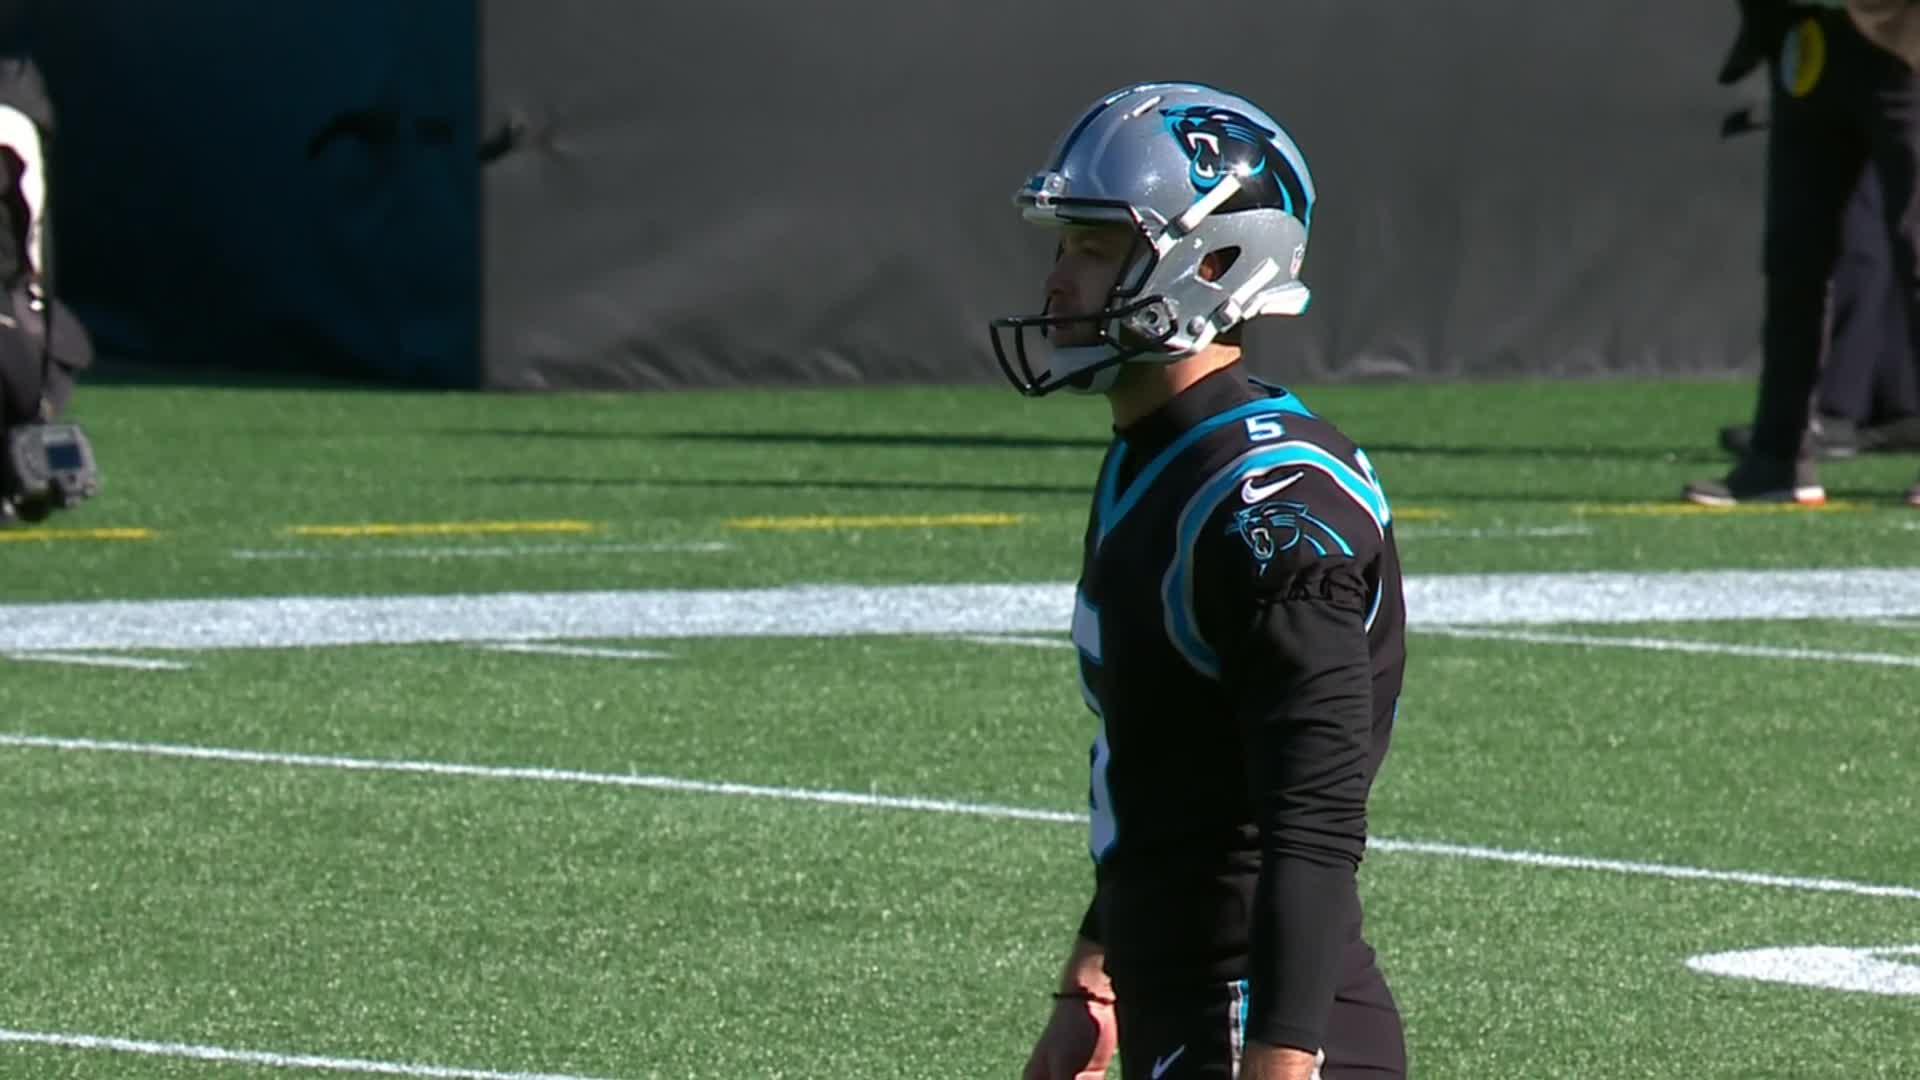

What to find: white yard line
left=1685, top=945, right=1920, bottom=996
left=2, top=732, right=1913, bottom=903
left=1425, top=627, right=1920, bottom=668
left=230, top=542, right=730, bottom=562
left=5, top=569, right=1920, bottom=653
left=0, top=584, right=1075, bottom=652
left=1373, top=839, right=1920, bottom=901
left=0, top=1027, right=615, bottom=1079
left=475, top=643, right=673, bottom=661
left=0, top=733, right=1083, bottom=825
left=2, top=652, right=191, bottom=672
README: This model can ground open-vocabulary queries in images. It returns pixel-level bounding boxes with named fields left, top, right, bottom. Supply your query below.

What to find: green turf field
left=1, top=378, right=1917, bottom=1079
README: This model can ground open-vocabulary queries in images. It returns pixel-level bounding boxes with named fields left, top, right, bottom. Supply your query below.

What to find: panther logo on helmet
left=1161, top=105, right=1310, bottom=223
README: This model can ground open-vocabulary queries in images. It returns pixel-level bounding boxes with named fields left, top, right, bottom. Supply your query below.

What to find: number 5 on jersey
left=1245, top=415, right=1285, bottom=442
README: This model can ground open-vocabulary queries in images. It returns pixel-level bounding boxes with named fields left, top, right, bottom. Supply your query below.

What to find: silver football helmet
left=989, top=82, right=1316, bottom=396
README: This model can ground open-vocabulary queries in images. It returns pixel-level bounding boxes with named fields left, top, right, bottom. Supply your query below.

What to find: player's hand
left=1239, top=1042, right=1323, bottom=1080
left=1020, top=995, right=1117, bottom=1080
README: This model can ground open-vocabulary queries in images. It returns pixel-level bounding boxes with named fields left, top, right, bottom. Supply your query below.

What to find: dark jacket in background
left=1849, top=0, right=1920, bottom=68
left=1723, top=0, right=1920, bottom=84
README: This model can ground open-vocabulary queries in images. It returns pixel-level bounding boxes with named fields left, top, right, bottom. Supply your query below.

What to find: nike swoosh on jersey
left=1150, top=1044, right=1187, bottom=1078
left=1240, top=469, right=1304, bottom=503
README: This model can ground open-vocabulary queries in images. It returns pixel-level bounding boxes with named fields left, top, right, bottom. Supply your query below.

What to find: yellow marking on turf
left=287, top=520, right=599, bottom=539
left=0, top=527, right=156, bottom=543
left=1392, top=507, right=1449, bottom=523
left=727, top=512, right=1024, bottom=531
left=1574, top=501, right=1867, bottom=518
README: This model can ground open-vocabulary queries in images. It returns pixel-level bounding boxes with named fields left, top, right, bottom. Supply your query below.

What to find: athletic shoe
left=1684, top=456, right=1826, bottom=507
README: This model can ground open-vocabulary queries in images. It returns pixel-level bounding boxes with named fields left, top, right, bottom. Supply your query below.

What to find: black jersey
left=1071, top=367, right=1406, bottom=1054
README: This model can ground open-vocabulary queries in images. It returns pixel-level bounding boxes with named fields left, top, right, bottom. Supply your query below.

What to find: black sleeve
left=1195, top=469, right=1378, bottom=1053
left=1076, top=888, right=1105, bottom=946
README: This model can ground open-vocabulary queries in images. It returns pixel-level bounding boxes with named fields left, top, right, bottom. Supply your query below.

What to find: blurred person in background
left=1717, top=120, right=1920, bottom=460
left=0, top=4, right=99, bottom=524
left=1687, top=0, right=1920, bottom=507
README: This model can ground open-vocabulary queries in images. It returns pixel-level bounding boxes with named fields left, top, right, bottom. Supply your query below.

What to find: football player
left=994, top=83, right=1408, bottom=1080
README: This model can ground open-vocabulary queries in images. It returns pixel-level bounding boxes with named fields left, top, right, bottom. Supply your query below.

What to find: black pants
left=1114, top=941, right=1406, bottom=1079
left=0, top=291, right=43, bottom=427
left=1754, top=10, right=1920, bottom=459
left=1823, top=169, right=1919, bottom=424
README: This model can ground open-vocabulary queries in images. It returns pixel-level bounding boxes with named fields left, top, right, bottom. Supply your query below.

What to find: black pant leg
left=1861, top=31, right=1920, bottom=425
left=1754, top=15, right=1871, bottom=460
left=0, top=290, right=39, bottom=427
left=1870, top=318, right=1920, bottom=420
left=1819, top=170, right=1895, bottom=423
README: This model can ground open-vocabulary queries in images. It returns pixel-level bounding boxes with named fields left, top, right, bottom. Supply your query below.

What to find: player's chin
left=1064, top=367, right=1105, bottom=392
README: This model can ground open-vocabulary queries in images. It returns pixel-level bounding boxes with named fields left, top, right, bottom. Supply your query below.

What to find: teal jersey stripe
left=1268, top=442, right=1391, bottom=533
left=1095, top=442, right=1128, bottom=529
left=1098, top=397, right=1303, bottom=545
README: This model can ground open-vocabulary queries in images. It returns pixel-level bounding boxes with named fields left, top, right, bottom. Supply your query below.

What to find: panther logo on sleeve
left=1226, top=499, right=1351, bottom=573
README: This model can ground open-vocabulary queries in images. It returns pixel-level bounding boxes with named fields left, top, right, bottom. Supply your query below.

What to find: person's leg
left=1855, top=23, right=1920, bottom=499
left=1751, top=120, right=1861, bottom=461
left=1820, top=168, right=1891, bottom=428
left=1723, top=168, right=1885, bottom=459
left=1689, top=13, right=1868, bottom=504
left=1862, top=167, right=1920, bottom=429
left=1865, top=311, right=1920, bottom=428
left=0, top=309, right=33, bottom=427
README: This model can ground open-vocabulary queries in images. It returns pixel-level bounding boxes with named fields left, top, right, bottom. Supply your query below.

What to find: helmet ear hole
left=1199, top=246, right=1241, bottom=283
